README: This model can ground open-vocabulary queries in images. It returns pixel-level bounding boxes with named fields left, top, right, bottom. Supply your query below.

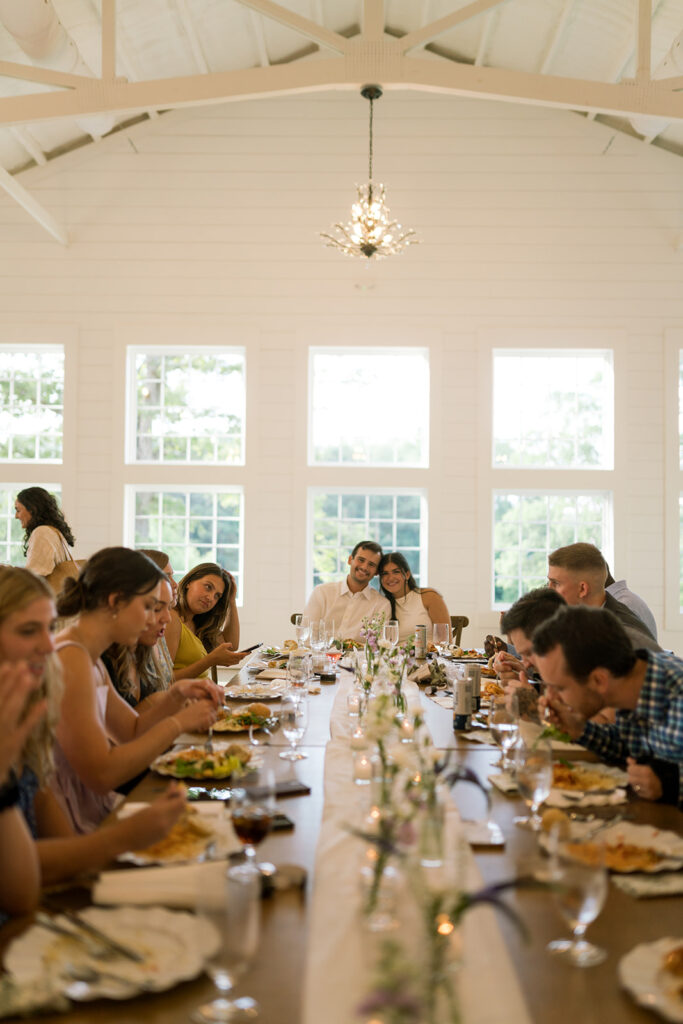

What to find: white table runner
left=303, top=675, right=532, bottom=1024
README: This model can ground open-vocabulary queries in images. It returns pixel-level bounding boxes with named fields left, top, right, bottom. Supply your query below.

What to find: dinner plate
left=6, top=907, right=220, bottom=1001
left=619, top=938, right=683, bottom=1023
left=539, top=820, right=683, bottom=873
left=224, top=682, right=286, bottom=699
left=117, top=804, right=232, bottom=866
left=213, top=712, right=279, bottom=733
left=151, top=744, right=252, bottom=780
left=551, top=760, right=628, bottom=794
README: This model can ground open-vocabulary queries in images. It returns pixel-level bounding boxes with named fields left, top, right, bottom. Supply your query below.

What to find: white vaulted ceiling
left=2, top=0, right=683, bottom=237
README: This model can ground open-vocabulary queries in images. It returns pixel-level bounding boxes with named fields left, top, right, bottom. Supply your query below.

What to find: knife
left=39, top=908, right=144, bottom=963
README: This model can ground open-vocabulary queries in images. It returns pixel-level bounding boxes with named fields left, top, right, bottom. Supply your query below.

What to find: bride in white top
left=377, top=552, right=451, bottom=645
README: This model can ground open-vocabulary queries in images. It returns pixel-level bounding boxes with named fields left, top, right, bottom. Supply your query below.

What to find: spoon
left=61, top=962, right=150, bottom=992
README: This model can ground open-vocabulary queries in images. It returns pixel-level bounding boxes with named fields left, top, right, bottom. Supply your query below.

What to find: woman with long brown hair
left=165, top=562, right=245, bottom=678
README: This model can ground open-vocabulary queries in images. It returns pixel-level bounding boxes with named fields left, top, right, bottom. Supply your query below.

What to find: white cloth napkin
left=93, top=859, right=229, bottom=908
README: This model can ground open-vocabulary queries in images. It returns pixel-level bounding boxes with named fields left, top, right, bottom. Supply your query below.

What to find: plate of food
left=551, top=760, right=628, bottom=794
left=619, top=938, right=683, bottom=1022
left=151, top=743, right=252, bottom=780
left=5, top=906, right=220, bottom=1001
left=213, top=702, right=278, bottom=733
left=118, top=804, right=225, bottom=865
left=539, top=819, right=683, bottom=873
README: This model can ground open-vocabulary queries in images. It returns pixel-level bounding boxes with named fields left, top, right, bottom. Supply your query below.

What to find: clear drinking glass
left=432, top=622, right=450, bottom=656
left=513, top=739, right=552, bottom=830
left=279, top=694, right=308, bottom=761
left=383, top=619, right=399, bottom=646
left=547, top=840, right=608, bottom=967
left=230, top=768, right=276, bottom=878
left=293, top=614, right=310, bottom=647
left=193, top=865, right=261, bottom=1022
left=488, top=692, right=520, bottom=771
left=310, top=620, right=327, bottom=653
left=287, top=652, right=311, bottom=694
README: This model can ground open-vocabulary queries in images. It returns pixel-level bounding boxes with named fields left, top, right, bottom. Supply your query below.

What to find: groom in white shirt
left=304, top=540, right=391, bottom=641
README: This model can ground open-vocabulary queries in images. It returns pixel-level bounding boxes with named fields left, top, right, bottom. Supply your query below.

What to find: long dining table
left=2, top=660, right=682, bottom=1024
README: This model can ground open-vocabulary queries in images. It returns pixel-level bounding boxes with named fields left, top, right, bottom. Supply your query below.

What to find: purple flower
left=357, top=988, right=422, bottom=1016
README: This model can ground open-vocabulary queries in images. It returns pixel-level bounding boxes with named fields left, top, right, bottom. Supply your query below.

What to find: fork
left=204, top=726, right=214, bottom=754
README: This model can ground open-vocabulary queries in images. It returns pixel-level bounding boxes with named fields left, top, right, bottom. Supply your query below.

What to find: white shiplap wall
left=0, top=91, right=681, bottom=649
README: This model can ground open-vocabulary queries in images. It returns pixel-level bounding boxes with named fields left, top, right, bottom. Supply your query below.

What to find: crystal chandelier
left=320, top=85, right=418, bottom=260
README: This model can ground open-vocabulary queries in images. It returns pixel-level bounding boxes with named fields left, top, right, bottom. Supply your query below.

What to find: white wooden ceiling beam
left=174, top=0, right=210, bottom=74
left=636, top=0, right=651, bottom=83
left=232, top=0, right=347, bottom=53
left=101, top=0, right=116, bottom=80
left=10, top=126, right=46, bottom=165
left=1, top=47, right=683, bottom=124
left=0, top=164, right=67, bottom=243
left=0, top=60, right=83, bottom=89
left=363, top=0, right=384, bottom=41
left=475, top=11, right=497, bottom=65
left=538, top=0, right=576, bottom=75
left=248, top=9, right=270, bottom=67
left=400, top=0, right=508, bottom=54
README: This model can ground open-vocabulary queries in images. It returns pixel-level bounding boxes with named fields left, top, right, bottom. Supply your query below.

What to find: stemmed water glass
left=310, top=620, right=327, bottom=654
left=326, top=621, right=343, bottom=667
left=193, top=865, right=261, bottom=1022
left=292, top=614, right=310, bottom=648
left=279, top=694, right=308, bottom=761
left=287, top=652, right=311, bottom=695
left=513, top=738, right=552, bottom=830
left=383, top=619, right=399, bottom=646
left=488, top=692, right=520, bottom=771
left=547, top=839, right=608, bottom=967
left=432, top=622, right=450, bottom=657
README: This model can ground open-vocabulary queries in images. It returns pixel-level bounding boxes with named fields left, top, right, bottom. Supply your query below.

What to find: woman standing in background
left=15, top=487, right=77, bottom=587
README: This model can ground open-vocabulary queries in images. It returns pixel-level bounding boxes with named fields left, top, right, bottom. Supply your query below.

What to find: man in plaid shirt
left=533, top=605, right=682, bottom=807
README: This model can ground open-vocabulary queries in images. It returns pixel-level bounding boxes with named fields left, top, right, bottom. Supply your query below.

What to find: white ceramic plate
left=151, top=744, right=252, bottom=780
left=619, top=938, right=683, bottom=1022
left=117, top=804, right=236, bottom=866
left=224, top=682, right=286, bottom=699
left=551, top=761, right=628, bottom=795
left=6, top=907, right=220, bottom=1001
left=539, top=820, right=683, bottom=873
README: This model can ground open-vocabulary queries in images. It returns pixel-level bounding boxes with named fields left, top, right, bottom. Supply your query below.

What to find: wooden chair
left=290, top=613, right=301, bottom=625
left=450, top=615, right=469, bottom=646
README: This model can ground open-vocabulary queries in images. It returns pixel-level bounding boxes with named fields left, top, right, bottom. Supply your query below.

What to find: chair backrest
left=290, top=613, right=301, bottom=626
left=450, top=615, right=469, bottom=646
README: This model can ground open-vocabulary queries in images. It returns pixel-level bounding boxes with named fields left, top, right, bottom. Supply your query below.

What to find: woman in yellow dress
left=165, top=562, right=245, bottom=678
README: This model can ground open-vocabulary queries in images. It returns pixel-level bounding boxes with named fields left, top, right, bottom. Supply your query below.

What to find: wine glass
left=279, top=694, right=308, bottom=761
left=547, top=839, right=608, bottom=967
left=325, top=621, right=343, bottom=669
left=432, top=622, right=450, bottom=657
left=488, top=692, right=520, bottom=771
left=193, top=865, right=261, bottom=1022
left=293, top=614, right=310, bottom=648
left=287, top=652, right=311, bottom=695
left=310, top=620, right=327, bottom=654
left=513, top=739, right=552, bottom=830
left=230, top=768, right=276, bottom=877
left=383, top=619, right=399, bottom=646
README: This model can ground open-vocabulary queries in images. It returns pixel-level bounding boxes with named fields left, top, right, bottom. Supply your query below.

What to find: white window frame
left=125, top=345, right=247, bottom=466
left=491, top=488, right=613, bottom=609
left=307, top=346, right=430, bottom=468
left=306, top=486, right=428, bottom=595
left=491, top=347, right=614, bottom=471
left=123, top=484, right=245, bottom=605
left=0, top=344, right=65, bottom=464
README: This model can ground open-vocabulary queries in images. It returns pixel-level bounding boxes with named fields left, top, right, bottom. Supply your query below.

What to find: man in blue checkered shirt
left=533, top=605, right=682, bottom=807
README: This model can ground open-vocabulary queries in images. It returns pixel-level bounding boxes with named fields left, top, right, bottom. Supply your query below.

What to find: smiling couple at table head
left=303, top=542, right=450, bottom=642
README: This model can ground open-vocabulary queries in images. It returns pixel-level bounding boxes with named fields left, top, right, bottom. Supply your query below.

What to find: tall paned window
left=493, top=491, right=611, bottom=605
left=0, top=346, right=64, bottom=462
left=309, top=489, right=426, bottom=590
left=127, top=347, right=246, bottom=464
left=125, top=486, right=244, bottom=600
left=309, top=348, right=429, bottom=467
left=491, top=348, right=614, bottom=609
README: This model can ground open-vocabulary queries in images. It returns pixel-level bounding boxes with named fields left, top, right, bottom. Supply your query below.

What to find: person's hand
left=502, top=669, right=535, bottom=695
left=626, top=759, right=662, bottom=801
left=210, top=642, right=244, bottom=667
left=121, top=784, right=187, bottom=848
left=493, top=650, right=524, bottom=684
left=0, top=662, right=48, bottom=785
left=171, top=679, right=222, bottom=708
left=539, top=691, right=586, bottom=740
left=176, top=698, right=218, bottom=733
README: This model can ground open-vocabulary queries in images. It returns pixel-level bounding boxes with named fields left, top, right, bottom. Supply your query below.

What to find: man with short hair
left=534, top=605, right=683, bottom=807
left=303, top=540, right=391, bottom=641
left=547, top=542, right=660, bottom=652
left=496, top=586, right=566, bottom=685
